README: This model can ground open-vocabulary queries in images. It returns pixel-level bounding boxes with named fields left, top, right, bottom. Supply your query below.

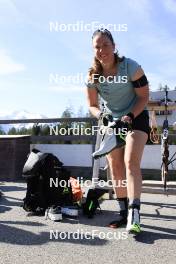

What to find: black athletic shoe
left=82, top=188, right=107, bottom=218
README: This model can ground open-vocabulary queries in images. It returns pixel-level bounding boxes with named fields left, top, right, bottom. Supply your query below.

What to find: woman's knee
left=124, top=158, right=140, bottom=173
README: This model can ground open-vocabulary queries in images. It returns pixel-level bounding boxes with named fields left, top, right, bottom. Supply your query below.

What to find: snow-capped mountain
left=0, top=110, right=47, bottom=133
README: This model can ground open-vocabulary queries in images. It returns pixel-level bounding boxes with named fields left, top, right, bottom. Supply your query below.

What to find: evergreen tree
left=8, top=127, right=17, bottom=135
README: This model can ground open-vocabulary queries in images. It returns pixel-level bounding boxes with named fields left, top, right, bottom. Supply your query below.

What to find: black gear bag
left=22, top=149, right=72, bottom=213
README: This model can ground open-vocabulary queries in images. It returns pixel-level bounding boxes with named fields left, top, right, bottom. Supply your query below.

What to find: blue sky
left=0, top=0, right=176, bottom=117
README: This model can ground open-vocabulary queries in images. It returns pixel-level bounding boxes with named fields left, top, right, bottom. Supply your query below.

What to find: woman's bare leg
left=124, top=130, right=148, bottom=232
left=124, top=130, right=148, bottom=199
left=106, top=147, right=127, bottom=198
left=106, top=147, right=128, bottom=228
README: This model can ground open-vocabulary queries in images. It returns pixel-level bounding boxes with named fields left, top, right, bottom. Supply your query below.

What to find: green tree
left=41, top=124, right=50, bottom=136
left=32, top=124, right=41, bottom=136
left=18, top=127, right=29, bottom=135
left=8, top=127, right=17, bottom=135
left=61, top=106, right=74, bottom=118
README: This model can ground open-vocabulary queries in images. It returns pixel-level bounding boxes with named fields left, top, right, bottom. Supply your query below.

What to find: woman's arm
left=86, top=87, right=101, bottom=119
left=130, top=67, right=149, bottom=118
left=121, top=67, right=149, bottom=123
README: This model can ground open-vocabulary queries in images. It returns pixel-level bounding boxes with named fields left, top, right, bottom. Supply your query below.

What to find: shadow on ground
left=134, top=227, right=176, bottom=244
left=0, top=185, right=175, bottom=246
left=0, top=194, right=23, bottom=213
left=0, top=185, right=26, bottom=192
left=0, top=220, right=108, bottom=246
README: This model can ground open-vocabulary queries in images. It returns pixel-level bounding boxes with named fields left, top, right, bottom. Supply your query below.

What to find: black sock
left=109, top=198, right=128, bottom=228
left=129, top=198, right=140, bottom=210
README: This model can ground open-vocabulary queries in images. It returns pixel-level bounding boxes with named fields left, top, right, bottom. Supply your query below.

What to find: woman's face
left=92, top=34, right=115, bottom=65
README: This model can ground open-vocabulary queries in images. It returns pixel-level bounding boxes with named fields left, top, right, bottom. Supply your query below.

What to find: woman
left=86, top=28, right=149, bottom=234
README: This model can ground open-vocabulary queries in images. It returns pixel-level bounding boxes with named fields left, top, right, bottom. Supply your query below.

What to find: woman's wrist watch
left=126, top=112, right=135, bottom=122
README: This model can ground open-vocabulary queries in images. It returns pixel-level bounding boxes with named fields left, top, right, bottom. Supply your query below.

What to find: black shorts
left=132, top=110, right=150, bottom=136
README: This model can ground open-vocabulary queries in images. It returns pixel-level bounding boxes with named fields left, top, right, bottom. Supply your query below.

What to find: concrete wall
left=33, top=144, right=176, bottom=170
left=32, top=144, right=93, bottom=167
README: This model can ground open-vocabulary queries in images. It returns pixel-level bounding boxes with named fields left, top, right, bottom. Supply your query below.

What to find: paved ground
left=0, top=181, right=176, bottom=264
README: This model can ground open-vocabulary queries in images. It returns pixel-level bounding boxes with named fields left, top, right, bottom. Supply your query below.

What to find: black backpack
left=22, top=149, right=73, bottom=214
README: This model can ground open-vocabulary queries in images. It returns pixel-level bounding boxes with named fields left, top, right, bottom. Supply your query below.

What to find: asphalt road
left=0, top=181, right=176, bottom=264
